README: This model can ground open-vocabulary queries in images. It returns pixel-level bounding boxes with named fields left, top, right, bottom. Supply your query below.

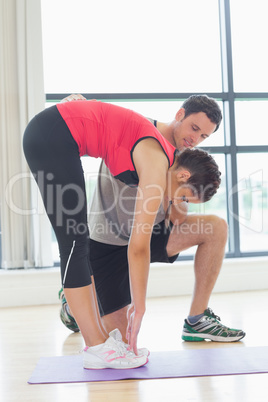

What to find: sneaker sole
left=83, top=357, right=149, bottom=370
left=182, top=331, right=245, bottom=342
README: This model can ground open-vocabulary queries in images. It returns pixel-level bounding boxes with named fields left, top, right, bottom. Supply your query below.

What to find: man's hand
left=61, top=94, right=87, bottom=102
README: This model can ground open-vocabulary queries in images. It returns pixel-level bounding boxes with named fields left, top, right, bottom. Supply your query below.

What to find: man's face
left=172, top=109, right=217, bottom=151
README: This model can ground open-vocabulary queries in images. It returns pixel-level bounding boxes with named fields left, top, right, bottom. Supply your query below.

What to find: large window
left=41, top=0, right=268, bottom=262
left=236, top=153, right=268, bottom=253
left=41, top=0, right=222, bottom=94
left=230, top=0, right=268, bottom=93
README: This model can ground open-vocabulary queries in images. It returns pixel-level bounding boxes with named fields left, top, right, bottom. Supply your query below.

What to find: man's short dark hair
left=182, top=95, right=222, bottom=132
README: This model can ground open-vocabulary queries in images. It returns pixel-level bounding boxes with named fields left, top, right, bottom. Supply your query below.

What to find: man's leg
left=101, top=214, right=246, bottom=343
left=167, top=214, right=245, bottom=342
left=89, top=240, right=131, bottom=343
left=59, top=240, right=131, bottom=339
left=102, top=306, right=129, bottom=343
left=166, top=214, right=228, bottom=316
left=60, top=214, right=227, bottom=334
left=60, top=213, right=245, bottom=342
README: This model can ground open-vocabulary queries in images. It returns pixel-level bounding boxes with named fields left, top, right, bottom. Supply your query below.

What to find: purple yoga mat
left=28, top=346, right=268, bottom=384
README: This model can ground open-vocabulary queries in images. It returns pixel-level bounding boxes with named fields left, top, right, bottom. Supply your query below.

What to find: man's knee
left=205, top=215, right=228, bottom=243
left=167, top=214, right=228, bottom=255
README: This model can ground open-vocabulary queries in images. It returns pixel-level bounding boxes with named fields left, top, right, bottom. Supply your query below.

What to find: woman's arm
left=127, top=138, right=169, bottom=354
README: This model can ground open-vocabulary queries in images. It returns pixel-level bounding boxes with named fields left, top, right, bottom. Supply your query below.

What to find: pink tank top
left=57, top=101, right=176, bottom=186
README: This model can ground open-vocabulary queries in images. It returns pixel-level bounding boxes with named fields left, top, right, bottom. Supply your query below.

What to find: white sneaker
left=83, top=329, right=149, bottom=369
left=114, top=331, right=150, bottom=357
left=137, top=347, right=150, bottom=357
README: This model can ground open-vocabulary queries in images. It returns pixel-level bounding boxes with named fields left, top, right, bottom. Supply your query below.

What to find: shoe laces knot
left=117, top=341, right=128, bottom=356
left=205, top=307, right=221, bottom=322
left=109, top=336, right=129, bottom=356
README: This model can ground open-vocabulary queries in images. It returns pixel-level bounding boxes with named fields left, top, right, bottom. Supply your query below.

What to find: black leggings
left=23, top=106, right=92, bottom=288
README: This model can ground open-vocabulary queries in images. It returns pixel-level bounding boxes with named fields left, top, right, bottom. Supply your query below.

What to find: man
left=59, top=94, right=245, bottom=343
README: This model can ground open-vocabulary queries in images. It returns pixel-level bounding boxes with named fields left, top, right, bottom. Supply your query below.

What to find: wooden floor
left=1, top=289, right=268, bottom=402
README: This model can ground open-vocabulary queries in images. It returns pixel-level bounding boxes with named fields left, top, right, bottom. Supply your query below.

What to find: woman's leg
left=23, top=107, right=107, bottom=347
left=64, top=285, right=107, bottom=346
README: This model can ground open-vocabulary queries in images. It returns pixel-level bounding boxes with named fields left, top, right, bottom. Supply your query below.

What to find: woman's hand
left=126, top=304, right=144, bottom=355
left=61, top=94, right=87, bottom=102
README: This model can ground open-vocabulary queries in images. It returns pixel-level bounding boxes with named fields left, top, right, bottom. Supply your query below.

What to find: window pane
left=230, top=0, right=268, bottom=92
left=235, top=101, right=268, bottom=146
left=41, top=0, right=222, bottom=93
left=236, top=154, right=268, bottom=252
left=180, top=154, right=228, bottom=256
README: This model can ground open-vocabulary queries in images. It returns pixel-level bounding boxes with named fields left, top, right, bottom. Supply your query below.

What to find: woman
left=23, top=100, right=221, bottom=369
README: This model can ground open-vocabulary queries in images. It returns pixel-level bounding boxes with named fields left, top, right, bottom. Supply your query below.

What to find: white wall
left=0, top=257, right=267, bottom=307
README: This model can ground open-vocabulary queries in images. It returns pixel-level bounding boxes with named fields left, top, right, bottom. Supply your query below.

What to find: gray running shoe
left=59, top=288, right=80, bottom=332
left=182, top=307, right=246, bottom=342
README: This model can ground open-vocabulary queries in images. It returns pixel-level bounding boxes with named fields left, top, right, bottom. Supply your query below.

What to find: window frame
left=44, top=0, right=268, bottom=261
